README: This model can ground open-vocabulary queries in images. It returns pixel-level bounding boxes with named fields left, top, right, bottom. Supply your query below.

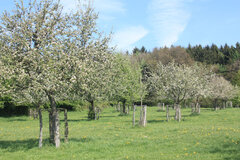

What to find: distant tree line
left=132, top=43, right=240, bottom=66
left=186, top=43, right=240, bottom=65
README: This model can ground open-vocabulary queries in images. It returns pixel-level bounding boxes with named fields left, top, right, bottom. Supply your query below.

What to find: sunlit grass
left=0, top=107, right=239, bottom=160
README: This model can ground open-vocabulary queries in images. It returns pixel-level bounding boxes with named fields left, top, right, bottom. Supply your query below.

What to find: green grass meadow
left=0, top=107, right=240, bottom=160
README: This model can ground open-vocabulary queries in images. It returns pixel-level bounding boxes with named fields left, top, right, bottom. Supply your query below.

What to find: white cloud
left=148, top=0, right=192, bottom=47
left=112, top=26, right=149, bottom=52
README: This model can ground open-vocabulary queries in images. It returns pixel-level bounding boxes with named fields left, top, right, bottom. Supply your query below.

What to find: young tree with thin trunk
left=111, top=54, right=145, bottom=115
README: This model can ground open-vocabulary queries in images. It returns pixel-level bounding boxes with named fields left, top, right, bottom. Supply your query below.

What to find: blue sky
left=0, top=0, right=240, bottom=52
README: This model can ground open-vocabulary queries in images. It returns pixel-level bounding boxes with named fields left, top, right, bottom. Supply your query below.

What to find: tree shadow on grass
left=0, top=138, right=79, bottom=152
left=0, top=139, right=44, bottom=152
left=60, top=119, right=89, bottom=122
left=156, top=110, right=166, bottom=112
left=101, top=115, right=117, bottom=118
left=69, top=137, right=93, bottom=143
left=210, top=140, right=240, bottom=160
left=6, top=118, right=28, bottom=122
left=147, top=119, right=165, bottom=123
left=186, top=113, right=200, bottom=117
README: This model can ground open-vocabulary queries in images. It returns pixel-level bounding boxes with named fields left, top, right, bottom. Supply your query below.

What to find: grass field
left=0, top=107, right=240, bottom=160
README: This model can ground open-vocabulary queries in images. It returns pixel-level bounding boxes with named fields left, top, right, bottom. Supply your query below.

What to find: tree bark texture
left=64, top=109, right=68, bottom=143
left=54, top=110, right=60, bottom=148
left=214, top=99, right=218, bottom=111
left=132, top=105, right=136, bottom=127
left=29, top=108, right=38, bottom=119
left=94, top=107, right=97, bottom=120
left=88, top=100, right=95, bottom=120
left=178, top=105, right=181, bottom=122
left=229, top=101, right=233, bottom=108
left=117, top=102, right=121, bottom=112
left=139, top=105, right=147, bottom=127
left=191, top=103, right=195, bottom=113
left=222, top=101, right=226, bottom=109
left=139, top=106, right=143, bottom=123
left=48, top=94, right=60, bottom=148
left=166, top=105, right=169, bottom=122
left=197, top=103, right=200, bottom=114
left=29, top=109, right=33, bottom=118
left=38, top=108, right=43, bottom=148
left=95, top=107, right=100, bottom=120
left=122, top=100, right=126, bottom=114
left=174, top=104, right=178, bottom=120
left=97, top=108, right=100, bottom=120
left=143, top=105, right=147, bottom=127
left=34, top=109, right=39, bottom=119
left=175, top=104, right=181, bottom=122
left=49, top=111, right=54, bottom=143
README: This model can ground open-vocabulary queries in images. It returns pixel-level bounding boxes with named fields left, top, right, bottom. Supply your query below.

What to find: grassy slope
left=0, top=107, right=239, bottom=160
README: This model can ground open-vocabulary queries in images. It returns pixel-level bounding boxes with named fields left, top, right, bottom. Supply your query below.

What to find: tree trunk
left=197, top=104, right=201, bottom=114
left=195, top=97, right=199, bottom=113
left=222, top=101, right=226, bottom=109
left=30, top=108, right=38, bottom=119
left=122, top=100, right=126, bottom=114
left=34, top=109, right=38, bottom=119
left=29, top=109, right=33, bottom=118
left=166, top=105, right=169, bottom=122
left=38, top=107, right=43, bottom=148
left=191, top=103, right=195, bottom=113
left=88, top=100, right=95, bottom=120
left=194, top=103, right=198, bottom=113
left=54, top=110, right=60, bottom=148
left=48, top=94, right=60, bottom=148
left=214, top=99, right=218, bottom=111
left=127, top=105, right=129, bottom=114
left=229, top=101, right=233, bottom=108
left=142, top=105, right=147, bottom=127
left=64, top=109, right=68, bottom=143
left=49, top=111, right=54, bottom=143
left=132, top=105, right=136, bottom=127
left=162, top=103, right=165, bottom=111
left=175, top=104, right=181, bottom=122
left=174, top=104, right=178, bottom=120
left=139, top=105, right=147, bottom=127
left=97, top=108, right=100, bottom=120
left=117, top=102, right=121, bottom=112
left=178, top=105, right=181, bottom=122
left=95, top=107, right=100, bottom=120
left=94, top=107, right=97, bottom=120
left=139, top=106, right=142, bottom=124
